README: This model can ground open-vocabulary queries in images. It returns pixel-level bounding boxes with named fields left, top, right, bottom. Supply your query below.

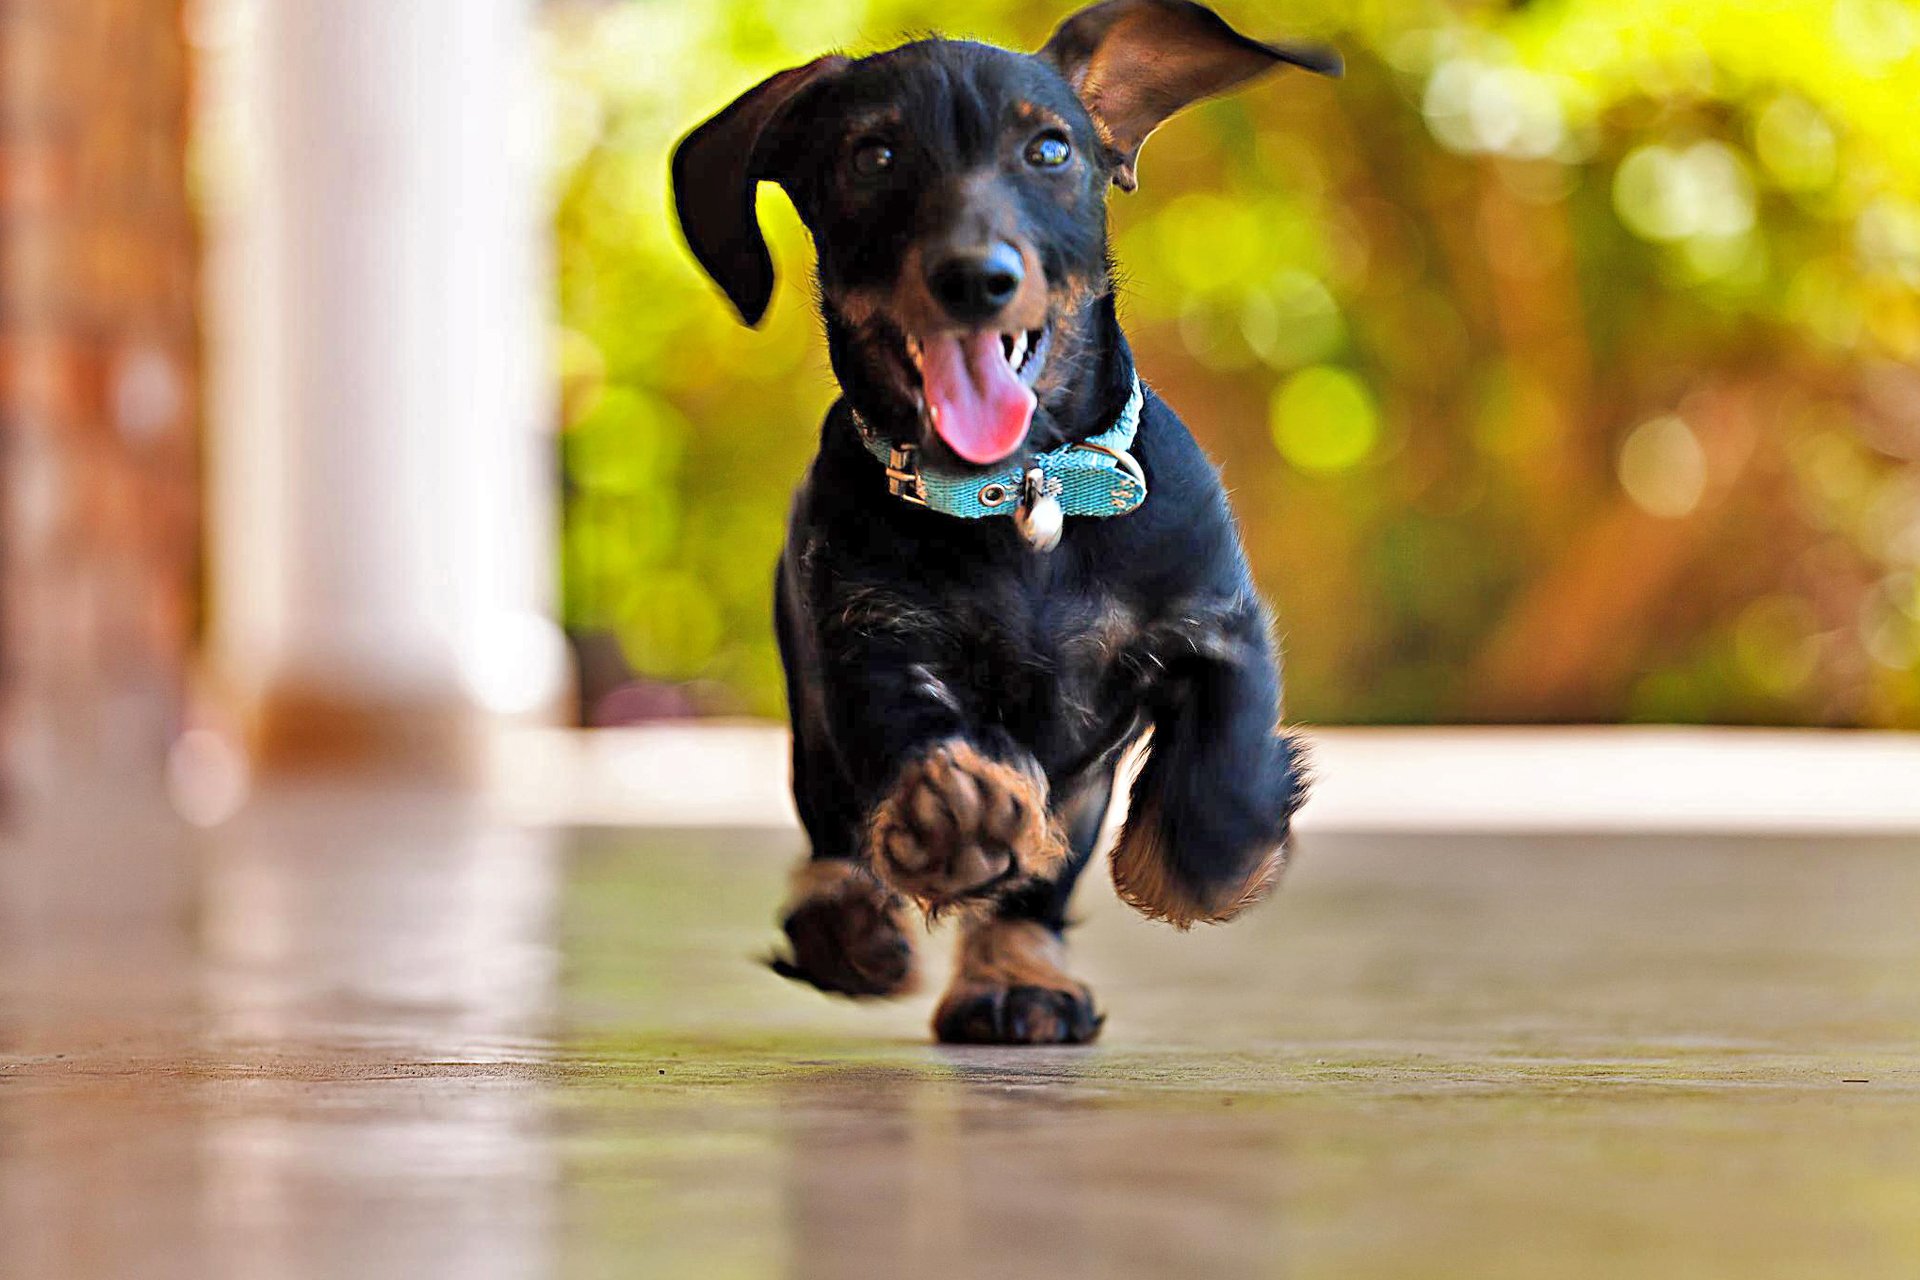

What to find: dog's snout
left=927, top=242, right=1025, bottom=326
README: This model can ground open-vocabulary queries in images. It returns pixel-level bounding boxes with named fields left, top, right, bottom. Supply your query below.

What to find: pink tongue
left=920, top=331, right=1035, bottom=464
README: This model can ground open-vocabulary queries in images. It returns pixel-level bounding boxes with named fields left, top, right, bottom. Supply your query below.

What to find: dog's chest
left=935, top=574, right=1146, bottom=752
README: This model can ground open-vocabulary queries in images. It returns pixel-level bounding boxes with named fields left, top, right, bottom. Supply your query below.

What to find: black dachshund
left=672, top=0, right=1338, bottom=1044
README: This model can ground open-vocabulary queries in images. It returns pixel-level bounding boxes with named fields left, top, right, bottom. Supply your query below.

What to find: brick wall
left=0, top=0, right=199, bottom=795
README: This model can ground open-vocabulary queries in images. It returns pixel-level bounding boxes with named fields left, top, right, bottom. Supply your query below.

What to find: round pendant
left=1016, top=468, right=1063, bottom=552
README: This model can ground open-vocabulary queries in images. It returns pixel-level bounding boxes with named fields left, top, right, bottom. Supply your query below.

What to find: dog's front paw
left=933, top=919, right=1102, bottom=1045
left=768, top=859, right=918, bottom=998
left=868, top=740, right=1066, bottom=908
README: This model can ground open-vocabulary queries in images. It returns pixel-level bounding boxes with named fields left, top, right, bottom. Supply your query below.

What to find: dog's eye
left=1024, top=131, right=1071, bottom=169
left=850, top=141, right=895, bottom=177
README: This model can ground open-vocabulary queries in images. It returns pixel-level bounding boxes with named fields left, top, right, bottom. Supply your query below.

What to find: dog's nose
left=926, top=242, right=1024, bottom=325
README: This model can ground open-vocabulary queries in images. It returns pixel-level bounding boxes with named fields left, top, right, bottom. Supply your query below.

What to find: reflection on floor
left=2, top=788, right=1917, bottom=1279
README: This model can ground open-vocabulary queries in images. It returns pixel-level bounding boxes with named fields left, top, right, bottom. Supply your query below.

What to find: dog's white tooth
left=1007, top=333, right=1027, bottom=368
left=1018, top=327, right=1048, bottom=384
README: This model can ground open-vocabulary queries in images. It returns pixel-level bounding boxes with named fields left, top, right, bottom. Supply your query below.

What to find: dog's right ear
left=671, top=56, right=849, bottom=327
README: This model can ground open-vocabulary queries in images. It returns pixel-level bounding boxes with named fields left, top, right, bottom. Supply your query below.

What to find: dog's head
left=672, top=0, right=1339, bottom=468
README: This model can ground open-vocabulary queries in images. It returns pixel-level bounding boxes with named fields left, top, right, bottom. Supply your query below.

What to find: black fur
left=672, top=1, right=1339, bottom=1036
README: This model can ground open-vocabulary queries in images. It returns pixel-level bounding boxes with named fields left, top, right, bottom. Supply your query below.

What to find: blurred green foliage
left=545, top=0, right=1920, bottom=725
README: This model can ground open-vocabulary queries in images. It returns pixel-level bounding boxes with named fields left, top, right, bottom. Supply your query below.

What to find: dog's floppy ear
left=671, top=55, right=849, bottom=326
left=1039, top=0, right=1340, bottom=192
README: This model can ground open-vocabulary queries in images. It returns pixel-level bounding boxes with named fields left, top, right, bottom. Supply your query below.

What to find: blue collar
left=855, top=376, right=1147, bottom=521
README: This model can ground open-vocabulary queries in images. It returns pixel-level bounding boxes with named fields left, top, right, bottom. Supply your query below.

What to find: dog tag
left=1015, top=468, right=1062, bottom=552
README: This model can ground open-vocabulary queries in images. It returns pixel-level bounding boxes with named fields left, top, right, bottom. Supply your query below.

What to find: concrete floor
left=2, top=789, right=1917, bottom=1279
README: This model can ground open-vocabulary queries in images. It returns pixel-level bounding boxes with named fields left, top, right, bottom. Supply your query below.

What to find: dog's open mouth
left=905, top=326, right=1051, bottom=465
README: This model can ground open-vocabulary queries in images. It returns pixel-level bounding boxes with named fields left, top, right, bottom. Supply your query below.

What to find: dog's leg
left=779, top=719, right=1071, bottom=991
left=1111, top=600, right=1307, bottom=927
left=931, top=916, right=1101, bottom=1045
left=798, top=579, right=1071, bottom=910
left=931, top=767, right=1112, bottom=1044
left=768, top=568, right=919, bottom=998
left=770, top=719, right=922, bottom=997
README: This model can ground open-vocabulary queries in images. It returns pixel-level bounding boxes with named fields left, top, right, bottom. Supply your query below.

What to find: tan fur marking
left=886, top=243, right=950, bottom=340
left=783, top=856, right=869, bottom=911
left=831, top=289, right=884, bottom=328
left=948, top=917, right=1079, bottom=991
left=931, top=918, right=1098, bottom=1043
left=1109, top=803, right=1289, bottom=930
left=779, top=857, right=921, bottom=996
left=1002, top=240, right=1053, bottom=333
left=868, top=740, right=1067, bottom=908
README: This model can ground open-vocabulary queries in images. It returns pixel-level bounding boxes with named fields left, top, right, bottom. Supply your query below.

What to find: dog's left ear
left=671, top=55, right=849, bottom=326
left=1039, top=0, right=1340, bottom=191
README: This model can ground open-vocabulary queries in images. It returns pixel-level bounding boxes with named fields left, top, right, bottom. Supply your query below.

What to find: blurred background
left=542, top=0, right=1920, bottom=729
left=3, top=0, right=1919, bottom=807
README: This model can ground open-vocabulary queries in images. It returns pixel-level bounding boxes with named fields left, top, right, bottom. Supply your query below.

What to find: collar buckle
left=883, top=443, right=928, bottom=506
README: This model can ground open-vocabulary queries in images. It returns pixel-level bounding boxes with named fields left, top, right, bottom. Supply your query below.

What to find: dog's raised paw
left=768, top=859, right=918, bottom=998
left=868, top=740, right=1066, bottom=908
left=932, top=918, right=1102, bottom=1045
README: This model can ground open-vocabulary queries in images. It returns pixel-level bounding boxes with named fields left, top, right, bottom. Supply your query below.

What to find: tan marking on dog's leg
left=780, top=857, right=865, bottom=912
left=771, top=857, right=919, bottom=998
left=867, top=740, right=1067, bottom=909
left=1108, top=802, right=1289, bottom=930
left=932, top=917, right=1101, bottom=1045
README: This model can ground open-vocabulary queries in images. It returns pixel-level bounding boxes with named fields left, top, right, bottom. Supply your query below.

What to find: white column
left=204, top=0, right=566, bottom=771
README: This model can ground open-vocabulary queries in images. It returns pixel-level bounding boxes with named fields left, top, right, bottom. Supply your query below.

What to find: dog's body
left=673, top=1, right=1337, bottom=1043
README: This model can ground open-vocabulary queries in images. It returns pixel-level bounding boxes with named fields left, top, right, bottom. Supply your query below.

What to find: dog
left=671, top=0, right=1339, bottom=1044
